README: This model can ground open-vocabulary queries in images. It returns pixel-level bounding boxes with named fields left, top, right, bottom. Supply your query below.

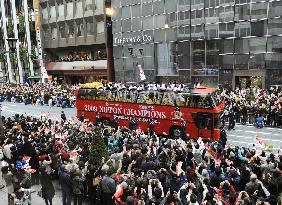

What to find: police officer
left=79, top=112, right=85, bottom=122
left=129, top=117, right=138, bottom=131
left=61, top=111, right=66, bottom=124
left=180, top=120, right=187, bottom=141
left=111, top=117, right=118, bottom=131
left=95, top=113, right=100, bottom=126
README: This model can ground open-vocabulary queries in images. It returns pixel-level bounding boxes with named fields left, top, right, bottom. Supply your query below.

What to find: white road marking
left=236, top=130, right=243, bottom=132
left=274, top=133, right=280, bottom=136
left=266, top=127, right=275, bottom=130
left=263, top=139, right=281, bottom=142
left=245, top=131, right=271, bottom=135
left=10, top=105, right=17, bottom=107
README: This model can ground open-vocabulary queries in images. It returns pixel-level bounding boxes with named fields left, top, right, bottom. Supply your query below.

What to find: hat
left=202, top=169, right=209, bottom=178
left=250, top=174, right=257, bottom=180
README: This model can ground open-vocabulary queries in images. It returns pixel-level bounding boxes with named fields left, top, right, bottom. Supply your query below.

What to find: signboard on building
left=114, top=35, right=153, bottom=45
left=33, top=0, right=48, bottom=80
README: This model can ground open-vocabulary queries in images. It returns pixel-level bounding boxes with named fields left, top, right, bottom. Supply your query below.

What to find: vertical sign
left=33, top=0, right=48, bottom=81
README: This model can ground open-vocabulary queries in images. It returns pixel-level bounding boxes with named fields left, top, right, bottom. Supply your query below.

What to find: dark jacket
left=58, top=167, right=72, bottom=193
left=72, top=175, right=85, bottom=195
left=40, top=172, right=55, bottom=199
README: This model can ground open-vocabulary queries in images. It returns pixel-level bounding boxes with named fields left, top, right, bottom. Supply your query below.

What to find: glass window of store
left=59, top=23, right=66, bottom=38
left=49, top=6, right=56, bottom=19
left=66, top=21, right=74, bottom=37
left=75, top=0, right=83, bottom=17
left=251, top=2, right=267, bottom=20
left=142, top=3, right=153, bottom=17
left=97, top=21, right=104, bottom=34
left=157, top=43, right=177, bottom=76
left=51, top=25, right=57, bottom=39
left=267, top=36, right=282, bottom=53
left=85, top=0, right=93, bottom=12
left=58, top=3, right=64, bottom=17
left=268, top=1, right=282, bottom=18
left=66, top=0, right=73, bottom=17
left=86, top=17, right=94, bottom=35
left=76, top=20, right=84, bottom=37
left=249, top=37, right=266, bottom=54
left=42, top=7, right=48, bottom=20
left=219, top=55, right=234, bottom=70
left=206, top=40, right=219, bottom=71
left=268, top=18, right=282, bottom=36
left=192, top=41, right=205, bottom=70
left=131, top=5, right=141, bottom=18
left=235, top=4, right=250, bottom=21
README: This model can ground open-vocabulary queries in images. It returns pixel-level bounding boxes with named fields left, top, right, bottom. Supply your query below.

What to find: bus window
left=145, top=91, right=156, bottom=104
left=161, top=92, right=174, bottom=106
left=96, top=90, right=106, bottom=101
left=195, top=113, right=212, bottom=129
left=190, top=95, right=214, bottom=109
left=136, top=91, right=145, bottom=104
left=175, top=94, right=185, bottom=107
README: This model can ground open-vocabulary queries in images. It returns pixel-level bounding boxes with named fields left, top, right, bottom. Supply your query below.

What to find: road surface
left=1, top=102, right=281, bottom=151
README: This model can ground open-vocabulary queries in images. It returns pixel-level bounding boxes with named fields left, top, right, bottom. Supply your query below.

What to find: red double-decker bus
left=75, top=83, right=224, bottom=141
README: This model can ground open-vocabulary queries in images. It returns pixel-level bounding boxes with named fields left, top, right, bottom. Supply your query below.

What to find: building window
left=51, top=26, right=57, bottom=39
left=76, top=21, right=84, bottom=36
left=67, top=22, right=74, bottom=37
left=97, top=21, right=104, bottom=34
left=59, top=24, right=66, bottom=38
left=95, top=0, right=104, bottom=11
left=86, top=18, right=94, bottom=35
left=75, top=0, right=83, bottom=16
left=49, top=6, right=56, bottom=19
left=66, top=1, right=73, bottom=17
left=42, top=8, right=48, bottom=20
left=85, top=0, right=93, bottom=12
left=58, top=4, right=64, bottom=17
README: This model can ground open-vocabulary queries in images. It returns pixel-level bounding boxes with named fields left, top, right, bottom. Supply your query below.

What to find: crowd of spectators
left=220, top=87, right=282, bottom=128
left=0, top=82, right=76, bottom=108
left=0, top=113, right=281, bottom=205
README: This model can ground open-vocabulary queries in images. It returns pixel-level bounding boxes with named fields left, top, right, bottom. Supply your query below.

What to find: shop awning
left=46, top=60, right=107, bottom=71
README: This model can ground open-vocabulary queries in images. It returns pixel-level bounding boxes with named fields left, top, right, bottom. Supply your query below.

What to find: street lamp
left=7, top=38, right=17, bottom=52
left=105, top=0, right=115, bottom=82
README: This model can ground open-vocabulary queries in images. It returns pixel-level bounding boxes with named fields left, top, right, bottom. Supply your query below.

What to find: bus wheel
left=170, top=126, right=182, bottom=139
left=101, top=117, right=111, bottom=127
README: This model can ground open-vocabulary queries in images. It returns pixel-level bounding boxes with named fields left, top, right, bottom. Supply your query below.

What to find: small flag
left=262, top=145, right=273, bottom=153
left=254, top=135, right=266, bottom=148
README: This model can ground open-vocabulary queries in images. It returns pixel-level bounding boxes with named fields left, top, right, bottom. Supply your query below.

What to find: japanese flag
left=70, top=150, right=78, bottom=161
left=255, top=135, right=266, bottom=148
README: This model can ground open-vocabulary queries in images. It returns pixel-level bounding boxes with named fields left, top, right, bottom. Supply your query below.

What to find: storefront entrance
left=232, top=69, right=265, bottom=89
left=235, top=76, right=263, bottom=89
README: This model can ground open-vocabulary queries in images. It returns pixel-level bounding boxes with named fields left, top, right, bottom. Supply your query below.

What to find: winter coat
left=72, top=175, right=85, bottom=195
left=40, top=172, right=55, bottom=199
